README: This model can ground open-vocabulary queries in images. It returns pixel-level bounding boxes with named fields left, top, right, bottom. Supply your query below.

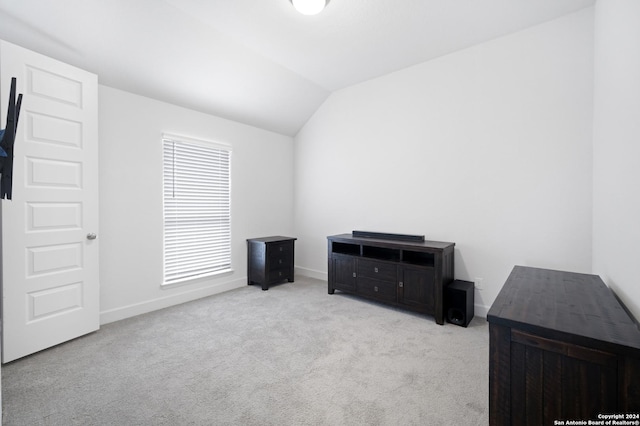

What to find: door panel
left=1, top=40, right=99, bottom=362
left=27, top=202, right=83, bottom=231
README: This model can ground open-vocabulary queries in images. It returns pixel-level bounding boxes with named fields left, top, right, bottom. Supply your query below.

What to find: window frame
left=162, top=133, right=232, bottom=286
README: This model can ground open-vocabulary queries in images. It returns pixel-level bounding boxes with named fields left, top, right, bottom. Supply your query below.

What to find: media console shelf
left=327, top=232, right=455, bottom=324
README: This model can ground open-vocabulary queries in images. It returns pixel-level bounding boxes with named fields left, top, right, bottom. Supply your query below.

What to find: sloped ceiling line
left=0, top=0, right=594, bottom=136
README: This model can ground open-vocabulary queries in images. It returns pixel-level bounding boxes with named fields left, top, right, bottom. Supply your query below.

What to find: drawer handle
left=352, top=272, right=356, bottom=278
left=374, top=286, right=378, bottom=292
left=374, top=267, right=378, bottom=273
left=279, top=247, right=283, bottom=252
left=279, top=271, right=282, bottom=276
left=279, top=259, right=283, bottom=264
left=399, top=281, right=404, bottom=288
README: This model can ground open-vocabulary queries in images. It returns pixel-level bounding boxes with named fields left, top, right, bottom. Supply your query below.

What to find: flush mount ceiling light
left=290, top=0, right=329, bottom=16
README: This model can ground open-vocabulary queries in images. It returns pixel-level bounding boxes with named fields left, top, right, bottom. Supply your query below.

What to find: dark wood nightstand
left=247, top=236, right=296, bottom=290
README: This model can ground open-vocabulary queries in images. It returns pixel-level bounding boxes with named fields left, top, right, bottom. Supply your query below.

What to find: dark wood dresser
left=327, top=233, right=455, bottom=324
left=488, top=266, right=640, bottom=425
left=247, top=236, right=296, bottom=290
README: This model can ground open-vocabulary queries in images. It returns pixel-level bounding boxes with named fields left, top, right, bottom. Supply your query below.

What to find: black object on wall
left=0, top=77, right=23, bottom=200
left=445, top=280, right=474, bottom=327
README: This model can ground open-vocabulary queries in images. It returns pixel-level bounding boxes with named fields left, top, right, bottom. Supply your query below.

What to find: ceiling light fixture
left=290, top=0, right=329, bottom=16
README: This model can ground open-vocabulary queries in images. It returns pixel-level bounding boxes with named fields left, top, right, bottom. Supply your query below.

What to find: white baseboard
left=474, top=303, right=490, bottom=318
left=100, top=278, right=245, bottom=325
left=295, top=266, right=327, bottom=281
left=98, top=267, right=490, bottom=326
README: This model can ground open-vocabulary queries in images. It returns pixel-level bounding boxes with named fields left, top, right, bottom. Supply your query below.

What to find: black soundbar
left=351, top=230, right=425, bottom=242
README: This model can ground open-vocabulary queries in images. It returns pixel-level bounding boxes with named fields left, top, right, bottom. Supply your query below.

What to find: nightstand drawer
left=357, top=259, right=397, bottom=281
left=268, top=268, right=292, bottom=283
left=269, top=255, right=291, bottom=268
left=269, top=241, right=292, bottom=256
left=268, top=243, right=293, bottom=268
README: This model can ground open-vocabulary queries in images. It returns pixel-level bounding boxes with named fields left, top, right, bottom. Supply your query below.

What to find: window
left=162, top=134, right=231, bottom=285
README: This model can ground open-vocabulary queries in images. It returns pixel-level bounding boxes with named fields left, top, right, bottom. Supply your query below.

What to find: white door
left=1, top=40, right=99, bottom=363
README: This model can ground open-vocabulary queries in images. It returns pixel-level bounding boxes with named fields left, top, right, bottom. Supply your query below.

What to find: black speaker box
left=446, top=280, right=474, bottom=327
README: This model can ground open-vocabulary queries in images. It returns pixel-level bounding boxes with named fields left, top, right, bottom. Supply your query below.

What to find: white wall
left=99, top=86, right=294, bottom=323
left=593, top=0, right=640, bottom=321
left=294, top=8, right=594, bottom=315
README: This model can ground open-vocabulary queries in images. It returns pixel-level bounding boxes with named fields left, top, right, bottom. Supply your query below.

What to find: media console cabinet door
left=330, top=256, right=356, bottom=293
left=398, top=265, right=435, bottom=312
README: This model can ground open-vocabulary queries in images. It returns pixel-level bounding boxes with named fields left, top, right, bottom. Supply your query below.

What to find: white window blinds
left=163, top=135, right=231, bottom=284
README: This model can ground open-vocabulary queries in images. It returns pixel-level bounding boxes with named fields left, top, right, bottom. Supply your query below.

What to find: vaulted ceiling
left=0, top=0, right=595, bottom=136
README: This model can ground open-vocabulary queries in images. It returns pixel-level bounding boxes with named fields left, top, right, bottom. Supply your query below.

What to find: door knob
left=86, top=233, right=97, bottom=240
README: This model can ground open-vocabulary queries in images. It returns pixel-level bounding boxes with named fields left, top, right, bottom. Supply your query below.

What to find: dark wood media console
left=488, top=266, right=640, bottom=425
left=327, top=233, right=455, bottom=324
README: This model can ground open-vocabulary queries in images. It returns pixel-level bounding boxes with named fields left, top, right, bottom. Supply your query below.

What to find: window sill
left=162, top=268, right=234, bottom=288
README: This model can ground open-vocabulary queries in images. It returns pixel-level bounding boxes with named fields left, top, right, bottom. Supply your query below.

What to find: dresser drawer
left=357, top=277, right=396, bottom=302
left=357, top=259, right=397, bottom=281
